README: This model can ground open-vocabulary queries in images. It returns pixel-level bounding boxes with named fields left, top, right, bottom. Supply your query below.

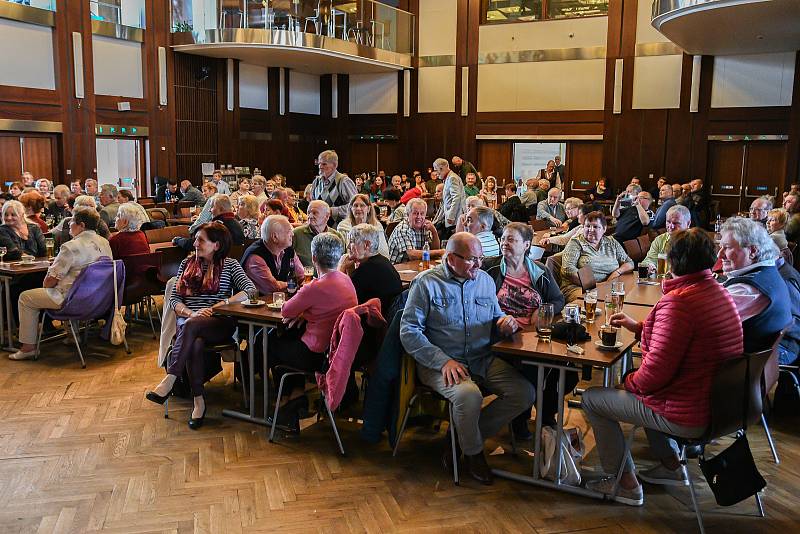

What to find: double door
left=707, top=141, right=787, bottom=216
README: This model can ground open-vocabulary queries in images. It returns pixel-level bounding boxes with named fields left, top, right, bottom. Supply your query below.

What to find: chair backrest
left=623, top=238, right=644, bottom=263
left=147, top=207, right=169, bottom=222
left=576, top=265, right=596, bottom=291
left=157, top=246, right=189, bottom=283
left=636, top=233, right=651, bottom=256
left=707, top=331, right=784, bottom=440
left=545, top=252, right=563, bottom=286
left=121, top=251, right=164, bottom=303
left=145, top=225, right=190, bottom=244
left=139, top=197, right=155, bottom=207
left=229, top=244, right=246, bottom=261
left=50, top=259, right=124, bottom=321
left=385, top=221, right=399, bottom=239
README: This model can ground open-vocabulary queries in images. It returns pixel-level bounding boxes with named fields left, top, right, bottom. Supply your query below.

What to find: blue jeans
left=778, top=345, right=798, bottom=365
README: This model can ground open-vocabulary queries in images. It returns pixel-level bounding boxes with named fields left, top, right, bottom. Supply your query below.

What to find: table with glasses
left=587, top=273, right=664, bottom=308
left=393, top=259, right=443, bottom=286
left=490, top=304, right=652, bottom=498
left=213, top=293, right=285, bottom=426
left=0, top=258, right=53, bottom=351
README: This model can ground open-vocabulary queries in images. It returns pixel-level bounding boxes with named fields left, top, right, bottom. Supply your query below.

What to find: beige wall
left=711, top=52, right=795, bottom=108
left=0, top=18, right=55, bottom=90
left=239, top=62, right=269, bottom=110
left=92, top=35, right=144, bottom=98
left=349, top=73, right=398, bottom=115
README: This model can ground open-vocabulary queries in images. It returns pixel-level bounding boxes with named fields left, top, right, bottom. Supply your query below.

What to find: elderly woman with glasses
left=268, top=233, right=358, bottom=430
left=339, top=223, right=403, bottom=315
left=560, top=211, right=634, bottom=302
left=337, top=193, right=390, bottom=258
left=236, top=195, right=261, bottom=239
left=109, top=202, right=150, bottom=260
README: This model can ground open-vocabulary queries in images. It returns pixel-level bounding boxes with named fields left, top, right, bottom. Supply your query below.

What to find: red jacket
left=317, top=298, right=386, bottom=411
left=624, top=270, right=743, bottom=428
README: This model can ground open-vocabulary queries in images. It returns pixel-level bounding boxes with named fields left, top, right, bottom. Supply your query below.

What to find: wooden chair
left=144, top=225, right=190, bottom=244
left=530, top=218, right=552, bottom=232
left=576, top=265, right=596, bottom=291
left=545, top=252, right=563, bottom=287
left=636, top=233, right=651, bottom=256
left=622, top=238, right=644, bottom=264
left=146, top=208, right=170, bottom=224
left=157, top=246, right=189, bottom=283
left=385, top=221, right=399, bottom=240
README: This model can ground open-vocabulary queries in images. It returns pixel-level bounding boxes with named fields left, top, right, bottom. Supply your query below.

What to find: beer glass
left=303, top=266, right=314, bottom=284
left=611, top=280, right=625, bottom=311
left=583, top=289, right=598, bottom=323
left=272, top=292, right=285, bottom=307
left=537, top=303, right=554, bottom=342
left=45, top=238, right=55, bottom=259
left=657, top=253, right=668, bottom=278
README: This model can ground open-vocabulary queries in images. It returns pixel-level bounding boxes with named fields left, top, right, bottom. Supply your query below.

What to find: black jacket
left=175, top=213, right=245, bottom=251
left=499, top=195, right=528, bottom=223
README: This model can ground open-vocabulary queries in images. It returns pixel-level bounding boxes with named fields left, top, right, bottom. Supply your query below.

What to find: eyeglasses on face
left=451, top=252, right=484, bottom=264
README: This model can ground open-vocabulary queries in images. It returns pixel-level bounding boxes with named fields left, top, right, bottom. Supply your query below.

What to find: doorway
left=707, top=141, right=787, bottom=216
left=0, top=134, right=59, bottom=185
left=96, top=137, right=145, bottom=199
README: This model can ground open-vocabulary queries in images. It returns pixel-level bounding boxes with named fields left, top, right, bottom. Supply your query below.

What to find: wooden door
left=22, top=137, right=56, bottom=181
left=0, top=136, right=22, bottom=183
left=566, top=141, right=603, bottom=195
left=477, top=141, right=512, bottom=185
left=707, top=141, right=745, bottom=216
left=743, top=142, right=787, bottom=203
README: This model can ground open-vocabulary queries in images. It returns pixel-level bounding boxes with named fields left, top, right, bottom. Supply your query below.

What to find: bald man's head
left=446, top=232, right=483, bottom=280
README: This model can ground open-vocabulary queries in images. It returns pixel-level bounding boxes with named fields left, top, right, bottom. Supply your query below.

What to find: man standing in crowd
left=98, top=184, right=120, bottom=228
left=210, top=170, right=231, bottom=196
left=650, top=183, right=676, bottom=230
left=685, top=178, right=710, bottom=229
left=292, top=200, right=343, bottom=267
left=536, top=160, right=562, bottom=190
left=432, top=158, right=465, bottom=241
left=536, top=188, right=567, bottom=228
left=553, top=155, right=565, bottom=179
left=649, top=177, right=666, bottom=200
left=612, top=185, right=653, bottom=243
left=400, top=232, right=533, bottom=485
left=388, top=198, right=444, bottom=264
left=500, top=183, right=527, bottom=223
left=311, top=150, right=357, bottom=224
left=180, top=179, right=205, bottom=207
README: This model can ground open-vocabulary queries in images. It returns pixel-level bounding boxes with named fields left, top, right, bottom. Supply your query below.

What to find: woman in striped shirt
left=146, top=222, right=255, bottom=430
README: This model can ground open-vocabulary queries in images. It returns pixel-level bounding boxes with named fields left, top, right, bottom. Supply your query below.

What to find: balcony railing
left=1, top=0, right=54, bottom=11
left=171, top=0, right=415, bottom=55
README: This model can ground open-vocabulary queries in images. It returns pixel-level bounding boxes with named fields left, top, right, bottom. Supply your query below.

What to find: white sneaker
left=637, top=463, right=689, bottom=486
left=585, top=476, right=644, bottom=506
left=8, top=349, right=37, bottom=361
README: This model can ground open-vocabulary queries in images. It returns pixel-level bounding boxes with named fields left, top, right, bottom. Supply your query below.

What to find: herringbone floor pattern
left=0, top=326, right=798, bottom=533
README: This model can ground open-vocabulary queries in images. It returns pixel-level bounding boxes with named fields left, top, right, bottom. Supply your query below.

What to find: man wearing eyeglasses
left=400, top=232, right=534, bottom=486
left=748, top=196, right=772, bottom=226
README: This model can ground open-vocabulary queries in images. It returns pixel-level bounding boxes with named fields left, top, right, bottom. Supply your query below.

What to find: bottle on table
left=286, top=277, right=297, bottom=298
left=421, top=241, right=431, bottom=271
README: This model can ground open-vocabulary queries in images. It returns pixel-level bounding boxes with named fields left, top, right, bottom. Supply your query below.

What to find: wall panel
left=239, top=62, right=269, bottom=110
left=418, top=66, right=456, bottom=113
left=92, top=36, right=144, bottom=98
left=349, top=73, right=398, bottom=114
left=289, top=71, right=321, bottom=115
left=632, top=55, right=683, bottom=109
left=711, top=52, right=795, bottom=108
left=478, top=17, right=608, bottom=53
left=0, top=19, right=55, bottom=90
left=418, top=0, right=457, bottom=56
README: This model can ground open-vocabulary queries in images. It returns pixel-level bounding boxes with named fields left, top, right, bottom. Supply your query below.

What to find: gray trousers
left=417, top=357, right=535, bottom=456
left=582, top=387, right=705, bottom=476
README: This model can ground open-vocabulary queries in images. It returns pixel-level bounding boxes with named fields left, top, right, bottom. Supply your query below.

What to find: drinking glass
left=583, top=290, right=598, bottom=323
left=303, top=266, right=314, bottom=285
left=247, top=288, right=259, bottom=304
left=604, top=293, right=617, bottom=322
left=611, top=280, right=625, bottom=311
left=0, top=246, right=7, bottom=266
left=657, top=253, right=669, bottom=278
left=537, top=303, right=554, bottom=342
left=45, top=238, right=55, bottom=259
left=272, top=292, right=285, bottom=307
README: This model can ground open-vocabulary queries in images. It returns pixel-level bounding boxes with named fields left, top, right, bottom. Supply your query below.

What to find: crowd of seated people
left=5, top=162, right=799, bottom=507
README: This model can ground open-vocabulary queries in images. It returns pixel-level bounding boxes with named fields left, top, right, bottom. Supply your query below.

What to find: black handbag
left=698, top=355, right=767, bottom=506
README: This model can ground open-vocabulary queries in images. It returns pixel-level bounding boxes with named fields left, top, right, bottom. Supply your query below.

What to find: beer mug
left=583, top=290, right=598, bottom=323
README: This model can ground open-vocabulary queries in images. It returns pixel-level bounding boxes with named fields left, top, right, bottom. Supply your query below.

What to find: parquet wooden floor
left=0, top=326, right=798, bottom=533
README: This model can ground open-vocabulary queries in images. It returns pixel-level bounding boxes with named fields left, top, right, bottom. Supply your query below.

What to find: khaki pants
left=18, top=288, right=62, bottom=345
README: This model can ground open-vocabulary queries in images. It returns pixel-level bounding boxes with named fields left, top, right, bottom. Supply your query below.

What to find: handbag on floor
left=539, top=426, right=585, bottom=486
left=699, top=433, right=766, bottom=506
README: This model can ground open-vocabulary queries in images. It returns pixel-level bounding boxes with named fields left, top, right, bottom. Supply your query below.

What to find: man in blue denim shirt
left=400, top=232, right=535, bottom=484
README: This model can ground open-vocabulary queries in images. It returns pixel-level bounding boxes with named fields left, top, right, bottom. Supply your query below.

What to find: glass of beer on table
left=583, top=289, right=598, bottom=323
left=303, top=266, right=314, bottom=284
left=537, top=303, right=554, bottom=342
left=611, top=280, right=625, bottom=311
left=657, top=253, right=669, bottom=278
left=45, top=237, right=55, bottom=259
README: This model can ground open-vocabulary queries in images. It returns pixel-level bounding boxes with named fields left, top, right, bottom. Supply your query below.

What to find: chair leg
left=146, top=298, right=157, bottom=339
left=448, top=402, right=459, bottom=485
left=754, top=491, right=765, bottom=517
left=323, top=393, right=345, bottom=456
left=682, top=446, right=705, bottom=534
left=761, top=413, right=780, bottom=464
left=164, top=396, right=169, bottom=419
left=269, top=372, right=298, bottom=443
left=34, top=317, right=45, bottom=361
left=236, top=348, right=249, bottom=409
left=611, top=426, right=638, bottom=499
left=391, top=393, right=418, bottom=457
left=68, top=320, right=86, bottom=369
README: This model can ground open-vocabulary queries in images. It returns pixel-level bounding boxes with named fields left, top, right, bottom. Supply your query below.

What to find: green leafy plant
left=172, top=20, right=194, bottom=32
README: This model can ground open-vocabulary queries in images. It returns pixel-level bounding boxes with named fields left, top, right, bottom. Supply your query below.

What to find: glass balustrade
left=171, top=0, right=414, bottom=55
left=89, top=0, right=146, bottom=29
left=1, top=0, right=55, bottom=11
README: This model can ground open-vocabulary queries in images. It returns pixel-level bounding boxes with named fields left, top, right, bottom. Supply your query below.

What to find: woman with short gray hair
left=109, top=202, right=151, bottom=261
left=267, top=231, right=357, bottom=430
left=339, top=223, right=403, bottom=315
left=54, top=195, right=111, bottom=245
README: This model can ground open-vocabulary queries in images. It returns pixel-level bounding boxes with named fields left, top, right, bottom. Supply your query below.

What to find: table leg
left=4, top=277, right=15, bottom=351
left=532, top=362, right=545, bottom=479
left=262, top=325, right=269, bottom=423
left=223, top=322, right=270, bottom=425
left=0, top=276, right=5, bottom=348
left=553, top=368, right=567, bottom=485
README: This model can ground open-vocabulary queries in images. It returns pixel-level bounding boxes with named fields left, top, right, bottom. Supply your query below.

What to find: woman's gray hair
left=73, top=195, right=98, bottom=211
left=116, top=202, right=144, bottom=231
left=721, top=216, right=780, bottom=262
left=1, top=200, right=25, bottom=220
left=311, top=232, right=344, bottom=269
left=348, top=223, right=381, bottom=256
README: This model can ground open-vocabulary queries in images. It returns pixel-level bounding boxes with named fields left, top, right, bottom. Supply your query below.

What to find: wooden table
left=394, top=259, right=443, bottom=286
left=491, top=304, right=651, bottom=499
left=214, top=294, right=284, bottom=427
left=167, top=217, right=193, bottom=226
left=590, top=272, right=664, bottom=308
left=149, top=241, right=177, bottom=252
left=0, top=259, right=52, bottom=351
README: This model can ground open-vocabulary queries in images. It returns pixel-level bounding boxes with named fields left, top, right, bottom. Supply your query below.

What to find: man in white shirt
left=465, top=206, right=500, bottom=257
left=210, top=170, right=231, bottom=196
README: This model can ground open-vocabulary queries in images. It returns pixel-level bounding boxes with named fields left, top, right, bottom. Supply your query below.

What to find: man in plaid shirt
left=388, top=198, right=445, bottom=264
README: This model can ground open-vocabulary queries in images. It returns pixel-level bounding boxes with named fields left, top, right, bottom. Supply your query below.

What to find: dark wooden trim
left=95, top=95, right=149, bottom=112
left=787, top=51, right=800, bottom=185
left=478, top=111, right=604, bottom=124
left=708, top=107, right=791, bottom=123
left=0, top=86, right=60, bottom=106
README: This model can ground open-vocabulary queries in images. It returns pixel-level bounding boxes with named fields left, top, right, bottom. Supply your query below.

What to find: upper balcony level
left=651, top=0, right=800, bottom=55
left=170, top=0, right=414, bottom=75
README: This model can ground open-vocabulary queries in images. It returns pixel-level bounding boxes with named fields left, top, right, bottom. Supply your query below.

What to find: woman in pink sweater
left=582, top=228, right=743, bottom=505
left=269, top=232, right=357, bottom=429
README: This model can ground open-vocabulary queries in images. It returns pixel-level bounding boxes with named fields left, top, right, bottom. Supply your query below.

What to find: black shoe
left=266, top=414, right=300, bottom=434
left=188, top=407, right=207, bottom=430
left=465, top=452, right=494, bottom=485
left=145, top=387, right=173, bottom=405
left=511, top=412, right=533, bottom=441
